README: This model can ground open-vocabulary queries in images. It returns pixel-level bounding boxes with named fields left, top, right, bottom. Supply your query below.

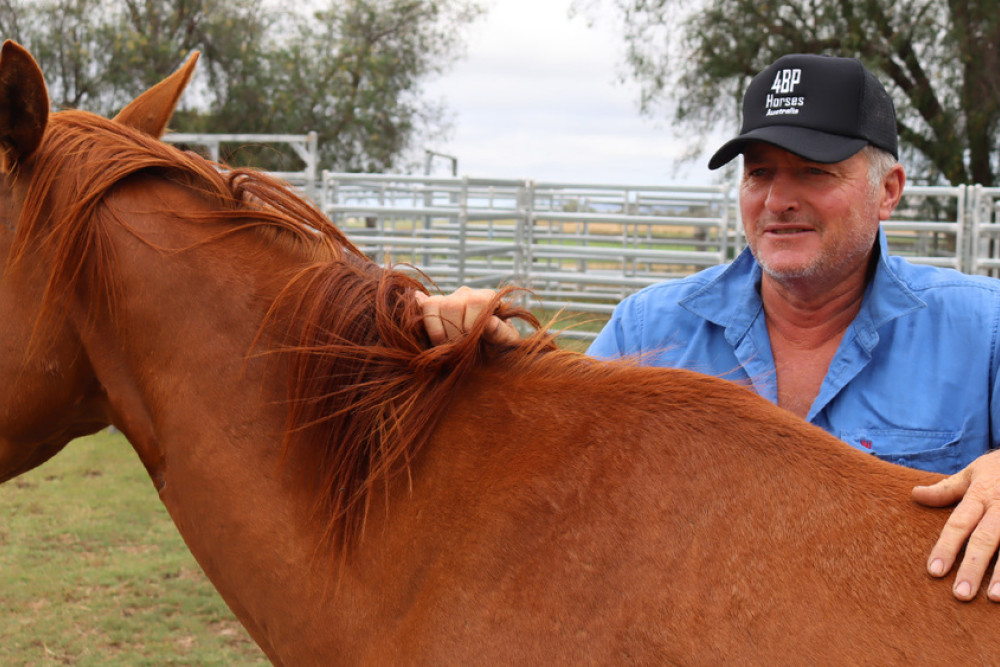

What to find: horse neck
left=74, top=182, right=374, bottom=661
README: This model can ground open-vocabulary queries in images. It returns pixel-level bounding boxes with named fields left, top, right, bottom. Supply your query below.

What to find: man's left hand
left=913, top=450, right=1000, bottom=601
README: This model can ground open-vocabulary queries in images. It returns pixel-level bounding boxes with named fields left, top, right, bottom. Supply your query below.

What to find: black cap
left=708, top=54, right=898, bottom=170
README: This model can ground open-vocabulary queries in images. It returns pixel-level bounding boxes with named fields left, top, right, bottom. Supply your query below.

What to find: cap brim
left=708, top=126, right=868, bottom=170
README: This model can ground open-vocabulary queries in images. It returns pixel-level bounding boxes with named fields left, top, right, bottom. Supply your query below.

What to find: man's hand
left=913, top=450, right=1000, bottom=601
left=415, top=286, right=521, bottom=346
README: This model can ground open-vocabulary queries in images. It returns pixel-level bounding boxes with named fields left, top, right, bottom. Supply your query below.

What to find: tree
left=587, top=0, right=1000, bottom=186
left=0, top=0, right=116, bottom=110
left=0, top=0, right=266, bottom=114
left=0, top=0, right=483, bottom=173
left=107, top=0, right=273, bottom=112
left=209, top=0, right=483, bottom=172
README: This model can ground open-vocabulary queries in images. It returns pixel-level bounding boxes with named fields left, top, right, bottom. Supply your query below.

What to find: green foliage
left=589, top=0, right=1000, bottom=186
left=0, top=0, right=483, bottom=173
left=212, top=0, right=483, bottom=172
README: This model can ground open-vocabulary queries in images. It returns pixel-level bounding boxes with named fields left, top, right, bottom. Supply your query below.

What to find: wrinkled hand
left=913, top=450, right=1000, bottom=601
left=415, top=286, right=521, bottom=346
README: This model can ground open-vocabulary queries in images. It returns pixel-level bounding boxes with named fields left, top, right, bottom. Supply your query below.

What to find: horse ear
left=0, top=40, right=49, bottom=170
left=113, top=51, right=199, bottom=138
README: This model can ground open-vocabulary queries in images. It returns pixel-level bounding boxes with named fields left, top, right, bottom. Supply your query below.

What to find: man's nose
left=764, top=171, right=800, bottom=213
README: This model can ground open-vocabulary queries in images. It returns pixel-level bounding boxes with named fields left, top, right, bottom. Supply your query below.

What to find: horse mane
left=268, top=260, right=564, bottom=552
left=9, top=109, right=357, bottom=330
left=9, top=107, right=559, bottom=553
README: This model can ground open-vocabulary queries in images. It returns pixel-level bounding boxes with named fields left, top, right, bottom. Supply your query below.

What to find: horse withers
left=0, top=40, right=992, bottom=664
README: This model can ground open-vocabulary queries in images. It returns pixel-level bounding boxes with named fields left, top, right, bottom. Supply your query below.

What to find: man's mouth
left=767, top=226, right=813, bottom=235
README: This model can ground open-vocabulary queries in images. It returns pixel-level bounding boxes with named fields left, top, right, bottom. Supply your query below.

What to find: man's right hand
left=415, top=286, right=521, bottom=346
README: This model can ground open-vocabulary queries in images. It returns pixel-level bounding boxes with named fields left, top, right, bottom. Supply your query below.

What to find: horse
left=0, top=39, right=995, bottom=665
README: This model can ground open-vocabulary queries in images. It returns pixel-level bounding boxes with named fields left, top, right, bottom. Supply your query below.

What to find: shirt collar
left=679, top=228, right=925, bottom=350
left=852, top=227, right=926, bottom=350
left=680, top=245, right=763, bottom=346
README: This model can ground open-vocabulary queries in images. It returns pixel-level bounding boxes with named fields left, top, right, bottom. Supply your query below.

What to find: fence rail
left=151, top=132, right=998, bottom=339
left=145, top=128, right=1000, bottom=340
left=321, top=173, right=746, bottom=338
left=164, top=132, right=319, bottom=199
left=319, top=173, right=1000, bottom=340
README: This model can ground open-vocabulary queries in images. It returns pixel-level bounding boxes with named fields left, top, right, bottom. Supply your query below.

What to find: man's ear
left=878, top=163, right=906, bottom=221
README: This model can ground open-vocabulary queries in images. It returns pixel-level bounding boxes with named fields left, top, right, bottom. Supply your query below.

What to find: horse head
left=0, top=41, right=197, bottom=483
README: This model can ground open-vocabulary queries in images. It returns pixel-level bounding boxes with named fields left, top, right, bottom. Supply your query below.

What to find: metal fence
left=971, top=186, right=1000, bottom=274
left=164, top=132, right=319, bottom=200
left=320, top=173, right=1000, bottom=339
left=153, top=133, right=999, bottom=338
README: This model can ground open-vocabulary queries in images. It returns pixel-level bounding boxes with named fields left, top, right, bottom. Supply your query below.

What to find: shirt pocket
left=838, top=428, right=964, bottom=474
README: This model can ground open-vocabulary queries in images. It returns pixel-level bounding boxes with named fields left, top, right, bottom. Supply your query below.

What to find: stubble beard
left=750, top=203, right=880, bottom=286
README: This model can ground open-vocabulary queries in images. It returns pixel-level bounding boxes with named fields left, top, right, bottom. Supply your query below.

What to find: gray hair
left=861, top=144, right=897, bottom=190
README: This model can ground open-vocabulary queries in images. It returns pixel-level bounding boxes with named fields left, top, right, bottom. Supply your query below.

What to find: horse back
left=361, top=356, right=997, bottom=664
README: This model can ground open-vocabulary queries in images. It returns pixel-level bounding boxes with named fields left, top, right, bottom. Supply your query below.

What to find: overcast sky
left=423, top=0, right=723, bottom=186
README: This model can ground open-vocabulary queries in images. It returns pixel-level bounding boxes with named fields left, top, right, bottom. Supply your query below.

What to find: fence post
left=520, top=180, right=535, bottom=298
left=956, top=184, right=968, bottom=273
left=456, top=176, right=469, bottom=286
left=304, top=131, right=318, bottom=201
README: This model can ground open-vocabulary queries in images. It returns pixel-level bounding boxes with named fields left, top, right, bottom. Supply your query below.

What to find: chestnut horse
left=0, top=40, right=995, bottom=664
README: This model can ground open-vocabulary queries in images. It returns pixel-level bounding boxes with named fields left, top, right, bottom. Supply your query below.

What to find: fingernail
left=955, top=580, right=972, bottom=598
left=929, top=558, right=945, bottom=577
left=991, top=582, right=1000, bottom=600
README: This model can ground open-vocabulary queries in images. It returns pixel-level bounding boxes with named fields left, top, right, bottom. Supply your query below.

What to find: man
left=416, top=54, right=1000, bottom=603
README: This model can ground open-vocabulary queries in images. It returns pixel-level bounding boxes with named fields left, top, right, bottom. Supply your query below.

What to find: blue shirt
left=588, top=229, right=1000, bottom=474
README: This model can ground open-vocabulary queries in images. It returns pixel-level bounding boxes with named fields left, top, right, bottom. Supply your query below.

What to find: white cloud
left=423, top=0, right=719, bottom=185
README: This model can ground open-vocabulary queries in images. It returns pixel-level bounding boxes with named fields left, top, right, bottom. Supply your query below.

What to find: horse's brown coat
left=0, top=40, right=995, bottom=665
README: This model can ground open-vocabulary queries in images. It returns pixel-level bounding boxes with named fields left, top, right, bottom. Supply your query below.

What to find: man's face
left=739, top=143, right=883, bottom=288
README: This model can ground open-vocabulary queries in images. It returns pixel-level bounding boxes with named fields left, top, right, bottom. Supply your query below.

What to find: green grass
left=0, top=430, right=268, bottom=666
left=530, top=309, right=608, bottom=353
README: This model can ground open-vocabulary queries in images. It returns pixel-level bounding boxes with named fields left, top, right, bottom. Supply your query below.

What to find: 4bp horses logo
left=765, top=68, right=804, bottom=116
